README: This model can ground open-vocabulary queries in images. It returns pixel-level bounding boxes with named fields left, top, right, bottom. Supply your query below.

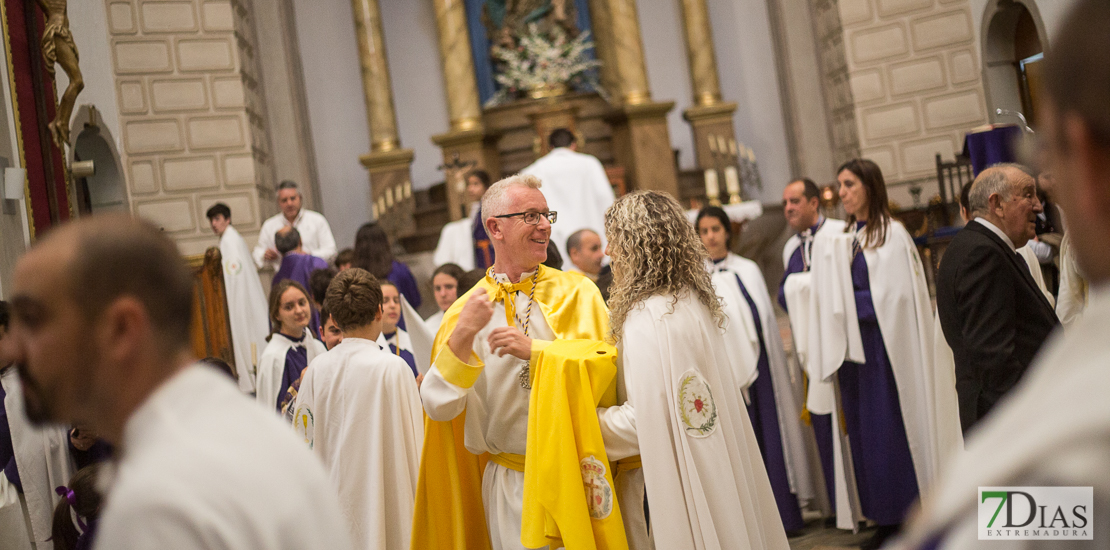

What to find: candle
left=717, top=136, right=728, bottom=156
left=728, top=138, right=738, bottom=157
left=724, top=166, right=741, bottom=196
left=707, top=135, right=718, bottom=154
left=704, top=168, right=720, bottom=199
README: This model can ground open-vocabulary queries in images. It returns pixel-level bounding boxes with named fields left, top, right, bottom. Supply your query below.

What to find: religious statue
left=482, top=0, right=578, bottom=50
left=35, top=0, right=83, bottom=148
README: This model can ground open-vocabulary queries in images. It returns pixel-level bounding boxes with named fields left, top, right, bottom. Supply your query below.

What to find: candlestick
left=704, top=168, right=721, bottom=206
left=724, top=166, right=741, bottom=203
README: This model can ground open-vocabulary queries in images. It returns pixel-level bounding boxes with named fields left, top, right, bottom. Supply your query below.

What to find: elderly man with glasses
left=413, top=174, right=639, bottom=550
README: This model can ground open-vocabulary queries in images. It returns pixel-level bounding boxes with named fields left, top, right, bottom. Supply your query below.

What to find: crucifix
left=35, top=0, right=83, bottom=149
left=437, top=152, right=477, bottom=219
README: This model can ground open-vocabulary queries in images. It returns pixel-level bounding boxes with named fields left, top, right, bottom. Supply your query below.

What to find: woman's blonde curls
left=604, top=190, right=725, bottom=342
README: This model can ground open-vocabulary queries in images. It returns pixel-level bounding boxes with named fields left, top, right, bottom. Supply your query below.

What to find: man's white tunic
left=252, top=209, right=337, bottom=270
left=93, top=366, right=351, bottom=549
left=519, top=148, right=614, bottom=262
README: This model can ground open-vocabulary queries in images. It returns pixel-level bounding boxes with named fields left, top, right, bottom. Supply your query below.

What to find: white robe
left=292, top=338, right=424, bottom=550
left=1056, top=234, right=1088, bottom=327
left=219, top=225, right=270, bottom=393
left=0, top=368, right=74, bottom=549
left=433, top=206, right=481, bottom=271
left=252, top=209, right=337, bottom=270
left=781, top=217, right=846, bottom=416
left=256, top=329, right=326, bottom=413
left=1016, top=244, right=1055, bottom=308
left=421, top=270, right=637, bottom=550
left=712, top=253, right=816, bottom=506
left=808, top=220, right=962, bottom=503
left=424, top=310, right=445, bottom=334
left=520, top=148, right=615, bottom=262
left=620, top=292, right=790, bottom=550
left=93, top=366, right=351, bottom=549
left=892, top=283, right=1110, bottom=550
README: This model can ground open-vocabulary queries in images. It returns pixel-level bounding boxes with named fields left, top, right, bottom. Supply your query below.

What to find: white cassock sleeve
left=305, top=212, right=337, bottom=262
left=597, top=403, right=637, bottom=461
left=252, top=217, right=278, bottom=270
left=419, top=351, right=471, bottom=423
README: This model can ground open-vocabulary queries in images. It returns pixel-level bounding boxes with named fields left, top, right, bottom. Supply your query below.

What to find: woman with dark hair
left=809, top=159, right=951, bottom=549
left=695, top=206, right=814, bottom=535
left=351, top=222, right=422, bottom=309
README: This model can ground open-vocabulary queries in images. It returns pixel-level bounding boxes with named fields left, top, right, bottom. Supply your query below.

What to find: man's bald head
left=38, top=214, right=194, bottom=350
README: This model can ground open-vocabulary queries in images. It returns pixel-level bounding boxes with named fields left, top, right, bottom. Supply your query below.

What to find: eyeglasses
left=492, top=211, right=557, bottom=225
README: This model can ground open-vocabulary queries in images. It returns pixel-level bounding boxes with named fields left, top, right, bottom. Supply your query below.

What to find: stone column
left=594, top=0, right=679, bottom=196
left=351, top=0, right=415, bottom=238
left=605, top=0, right=651, bottom=106
left=430, top=0, right=500, bottom=222
left=678, top=0, right=739, bottom=173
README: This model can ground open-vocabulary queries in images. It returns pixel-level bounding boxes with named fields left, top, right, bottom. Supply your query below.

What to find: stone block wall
left=832, top=0, right=988, bottom=206
left=106, top=0, right=272, bottom=255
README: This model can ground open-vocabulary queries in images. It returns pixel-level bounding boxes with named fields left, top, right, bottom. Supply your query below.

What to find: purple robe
left=838, top=244, right=920, bottom=526
left=472, top=207, right=495, bottom=270
left=382, top=331, right=418, bottom=377
left=276, top=336, right=310, bottom=412
left=728, top=269, right=804, bottom=531
left=387, top=260, right=422, bottom=331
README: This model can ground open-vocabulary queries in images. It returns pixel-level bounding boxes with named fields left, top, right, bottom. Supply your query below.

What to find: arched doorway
left=69, top=106, right=126, bottom=215
left=981, top=0, right=1048, bottom=128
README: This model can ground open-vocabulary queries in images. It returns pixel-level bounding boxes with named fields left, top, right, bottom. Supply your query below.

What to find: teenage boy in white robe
left=293, top=268, right=424, bottom=550
left=605, top=191, right=790, bottom=550
left=893, top=3, right=1110, bottom=546
left=0, top=215, right=350, bottom=549
left=207, top=203, right=269, bottom=393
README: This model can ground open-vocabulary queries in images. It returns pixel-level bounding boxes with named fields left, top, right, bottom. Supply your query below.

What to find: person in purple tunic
left=351, top=222, right=422, bottom=313
left=778, top=178, right=846, bottom=522
left=820, top=159, right=930, bottom=549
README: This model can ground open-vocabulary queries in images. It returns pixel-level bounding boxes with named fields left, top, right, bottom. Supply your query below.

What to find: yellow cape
left=522, top=339, right=628, bottom=550
left=410, top=265, right=611, bottom=550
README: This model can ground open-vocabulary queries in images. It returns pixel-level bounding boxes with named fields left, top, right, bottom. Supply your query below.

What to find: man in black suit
left=936, top=164, right=1060, bottom=434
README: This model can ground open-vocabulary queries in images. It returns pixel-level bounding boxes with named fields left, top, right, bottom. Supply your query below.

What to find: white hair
left=968, top=163, right=1028, bottom=215
left=481, top=174, right=542, bottom=217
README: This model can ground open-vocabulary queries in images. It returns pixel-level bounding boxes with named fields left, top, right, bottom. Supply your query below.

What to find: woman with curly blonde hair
left=605, top=190, right=789, bottom=550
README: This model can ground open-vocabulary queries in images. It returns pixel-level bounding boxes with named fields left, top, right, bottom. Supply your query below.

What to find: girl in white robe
left=256, top=280, right=326, bottom=414
left=427, top=263, right=464, bottom=333
left=605, top=191, right=790, bottom=550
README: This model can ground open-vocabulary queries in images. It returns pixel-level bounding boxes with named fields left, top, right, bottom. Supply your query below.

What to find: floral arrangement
left=487, top=24, right=602, bottom=105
